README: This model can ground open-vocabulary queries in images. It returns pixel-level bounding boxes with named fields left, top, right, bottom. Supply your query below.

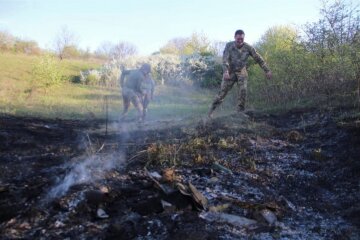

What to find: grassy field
left=0, top=52, right=229, bottom=120
left=0, top=52, right=110, bottom=118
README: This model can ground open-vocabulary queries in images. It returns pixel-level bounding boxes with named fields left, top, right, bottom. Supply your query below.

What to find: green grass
left=3, top=52, right=298, bottom=121
left=0, top=52, right=223, bottom=120
left=0, top=52, right=109, bottom=119
left=3, top=53, right=357, bottom=121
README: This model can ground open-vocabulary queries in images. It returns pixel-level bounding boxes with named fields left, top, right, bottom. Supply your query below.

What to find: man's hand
left=223, top=71, right=230, bottom=80
left=266, top=71, right=272, bottom=80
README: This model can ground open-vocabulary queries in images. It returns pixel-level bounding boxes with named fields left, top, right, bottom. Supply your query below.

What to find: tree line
left=0, top=26, right=139, bottom=61
left=5, top=0, right=359, bottom=108
left=80, top=0, right=360, bottom=108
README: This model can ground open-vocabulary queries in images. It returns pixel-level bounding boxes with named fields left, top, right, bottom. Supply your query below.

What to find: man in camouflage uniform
left=208, top=29, right=272, bottom=118
left=120, top=63, right=152, bottom=122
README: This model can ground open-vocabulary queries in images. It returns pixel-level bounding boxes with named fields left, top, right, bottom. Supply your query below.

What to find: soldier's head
left=234, top=29, right=245, bottom=47
left=140, top=63, right=151, bottom=76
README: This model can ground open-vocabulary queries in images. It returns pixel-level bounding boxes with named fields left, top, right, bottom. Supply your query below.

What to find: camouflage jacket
left=140, top=77, right=155, bottom=94
left=119, top=69, right=146, bottom=93
left=222, top=41, right=270, bottom=73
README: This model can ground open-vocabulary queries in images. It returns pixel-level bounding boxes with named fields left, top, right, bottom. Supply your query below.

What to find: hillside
left=0, top=53, right=217, bottom=120
left=0, top=53, right=107, bottom=117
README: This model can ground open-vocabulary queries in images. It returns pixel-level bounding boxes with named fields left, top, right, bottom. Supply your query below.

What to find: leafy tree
left=247, top=0, right=360, bottom=107
left=303, top=0, right=359, bottom=100
left=183, top=32, right=214, bottom=56
left=256, top=25, right=299, bottom=54
left=159, top=37, right=188, bottom=55
left=62, top=45, right=81, bottom=58
left=30, top=54, right=64, bottom=94
left=159, top=32, right=215, bottom=56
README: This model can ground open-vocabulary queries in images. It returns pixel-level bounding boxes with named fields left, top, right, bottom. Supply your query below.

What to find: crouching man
left=119, top=63, right=152, bottom=122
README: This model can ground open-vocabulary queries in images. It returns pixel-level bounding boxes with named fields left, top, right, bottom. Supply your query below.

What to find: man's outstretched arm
left=249, top=47, right=272, bottom=79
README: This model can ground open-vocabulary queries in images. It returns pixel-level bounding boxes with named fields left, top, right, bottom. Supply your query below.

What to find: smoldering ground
left=0, top=87, right=359, bottom=239
left=43, top=83, right=208, bottom=199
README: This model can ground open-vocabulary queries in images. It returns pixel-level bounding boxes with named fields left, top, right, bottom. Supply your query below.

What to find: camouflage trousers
left=141, top=90, right=152, bottom=110
left=209, top=68, right=248, bottom=112
left=122, top=87, right=143, bottom=117
left=141, top=90, right=152, bottom=119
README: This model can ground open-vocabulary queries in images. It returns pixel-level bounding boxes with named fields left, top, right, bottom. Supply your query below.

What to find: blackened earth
left=0, top=107, right=359, bottom=239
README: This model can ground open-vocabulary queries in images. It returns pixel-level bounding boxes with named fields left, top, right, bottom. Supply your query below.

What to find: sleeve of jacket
left=119, top=70, right=130, bottom=87
left=249, top=46, right=270, bottom=73
left=222, top=42, right=231, bottom=72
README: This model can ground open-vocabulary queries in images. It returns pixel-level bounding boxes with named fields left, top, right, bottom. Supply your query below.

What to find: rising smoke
left=47, top=151, right=124, bottom=200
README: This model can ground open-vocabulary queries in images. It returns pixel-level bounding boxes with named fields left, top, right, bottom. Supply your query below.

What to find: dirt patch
left=0, top=108, right=359, bottom=239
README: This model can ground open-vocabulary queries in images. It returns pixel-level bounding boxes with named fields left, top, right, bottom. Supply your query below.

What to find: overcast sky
left=0, top=0, right=326, bottom=55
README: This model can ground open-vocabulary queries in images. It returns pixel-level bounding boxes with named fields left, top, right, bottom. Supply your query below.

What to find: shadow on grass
left=70, top=93, right=120, bottom=101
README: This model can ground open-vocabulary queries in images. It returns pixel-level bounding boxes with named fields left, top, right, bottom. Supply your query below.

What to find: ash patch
left=0, top=108, right=359, bottom=239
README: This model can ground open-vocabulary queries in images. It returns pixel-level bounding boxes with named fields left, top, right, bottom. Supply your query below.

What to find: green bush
left=30, top=54, right=64, bottom=93
left=80, top=54, right=224, bottom=88
left=85, top=73, right=100, bottom=85
left=182, top=54, right=222, bottom=87
left=247, top=1, right=360, bottom=109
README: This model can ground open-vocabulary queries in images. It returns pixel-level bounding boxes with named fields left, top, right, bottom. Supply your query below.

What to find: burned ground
left=0, top=108, right=359, bottom=239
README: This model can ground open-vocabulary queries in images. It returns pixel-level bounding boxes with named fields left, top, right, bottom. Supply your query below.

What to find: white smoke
left=47, top=153, right=123, bottom=199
